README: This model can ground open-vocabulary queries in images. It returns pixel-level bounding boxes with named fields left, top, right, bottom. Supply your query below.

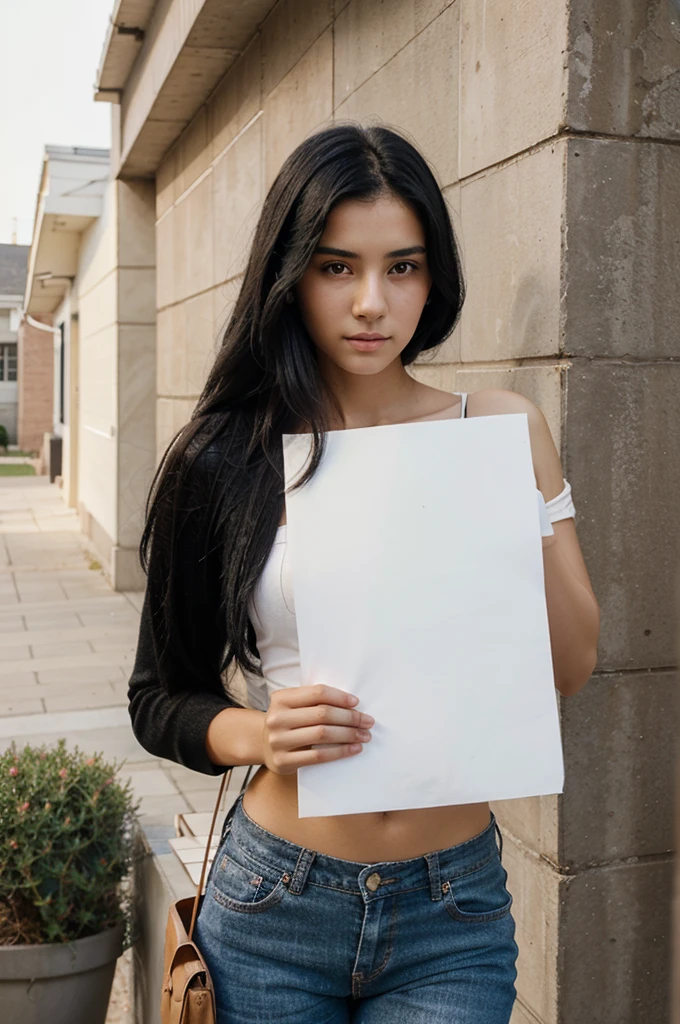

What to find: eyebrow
left=313, top=245, right=426, bottom=259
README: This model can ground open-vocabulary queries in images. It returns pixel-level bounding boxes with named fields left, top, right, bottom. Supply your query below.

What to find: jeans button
left=366, top=872, right=381, bottom=891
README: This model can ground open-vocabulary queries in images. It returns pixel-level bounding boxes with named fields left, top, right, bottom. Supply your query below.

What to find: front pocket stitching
left=443, top=883, right=513, bottom=923
left=211, top=877, right=286, bottom=914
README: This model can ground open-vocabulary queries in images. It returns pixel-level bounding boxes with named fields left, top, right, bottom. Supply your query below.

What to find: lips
left=347, top=334, right=388, bottom=341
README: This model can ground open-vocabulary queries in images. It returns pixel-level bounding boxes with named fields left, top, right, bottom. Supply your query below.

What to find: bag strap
left=188, top=764, right=254, bottom=941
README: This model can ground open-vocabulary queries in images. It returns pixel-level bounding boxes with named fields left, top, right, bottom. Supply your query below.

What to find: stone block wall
left=149, top=0, right=680, bottom=1020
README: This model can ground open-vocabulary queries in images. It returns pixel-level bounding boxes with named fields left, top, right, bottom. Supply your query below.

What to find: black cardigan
left=127, top=443, right=247, bottom=776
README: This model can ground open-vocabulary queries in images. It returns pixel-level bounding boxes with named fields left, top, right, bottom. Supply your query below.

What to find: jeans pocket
left=210, top=834, right=289, bottom=915
left=442, top=852, right=513, bottom=923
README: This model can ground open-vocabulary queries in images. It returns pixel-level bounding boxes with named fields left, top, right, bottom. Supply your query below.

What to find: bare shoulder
left=466, top=387, right=536, bottom=419
left=466, top=389, right=564, bottom=499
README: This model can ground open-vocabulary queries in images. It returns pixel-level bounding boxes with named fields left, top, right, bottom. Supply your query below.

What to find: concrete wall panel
left=459, top=0, right=568, bottom=179
left=212, top=117, right=263, bottom=287
left=564, top=138, right=680, bottom=360
left=567, top=0, right=680, bottom=142
left=157, top=290, right=217, bottom=399
left=460, top=143, right=566, bottom=364
left=209, top=33, right=262, bottom=162
left=118, top=324, right=156, bottom=551
left=503, top=837, right=560, bottom=1024
left=157, top=396, right=199, bottom=462
left=334, top=3, right=459, bottom=189
left=561, top=669, right=676, bottom=867
left=263, top=28, right=334, bottom=192
left=262, top=0, right=333, bottom=98
left=333, top=0, right=452, bottom=107
left=565, top=362, right=680, bottom=671
left=560, top=857, right=673, bottom=1024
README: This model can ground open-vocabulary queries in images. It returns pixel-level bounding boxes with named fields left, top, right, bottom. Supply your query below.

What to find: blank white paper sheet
left=281, top=413, right=564, bottom=818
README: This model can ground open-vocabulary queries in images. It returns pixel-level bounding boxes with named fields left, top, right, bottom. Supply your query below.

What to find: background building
left=22, top=1, right=679, bottom=1021
left=0, top=243, right=29, bottom=445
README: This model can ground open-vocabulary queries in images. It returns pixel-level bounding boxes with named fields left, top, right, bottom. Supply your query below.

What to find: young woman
left=129, top=122, right=600, bottom=1023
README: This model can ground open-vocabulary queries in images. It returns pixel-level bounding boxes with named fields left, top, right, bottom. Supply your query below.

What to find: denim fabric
left=194, top=793, right=519, bottom=1023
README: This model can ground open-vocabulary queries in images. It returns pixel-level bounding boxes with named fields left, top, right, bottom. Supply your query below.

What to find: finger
left=275, top=724, right=372, bottom=751
left=283, top=743, right=365, bottom=769
left=272, top=704, right=374, bottom=731
left=272, top=684, right=359, bottom=710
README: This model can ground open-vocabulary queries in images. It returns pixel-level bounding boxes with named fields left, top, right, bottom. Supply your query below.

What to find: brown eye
left=323, top=262, right=347, bottom=275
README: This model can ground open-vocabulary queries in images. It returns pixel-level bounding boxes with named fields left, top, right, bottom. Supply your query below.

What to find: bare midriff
left=242, top=389, right=492, bottom=862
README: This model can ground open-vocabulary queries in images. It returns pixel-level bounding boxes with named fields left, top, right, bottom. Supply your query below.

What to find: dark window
left=59, top=324, right=65, bottom=425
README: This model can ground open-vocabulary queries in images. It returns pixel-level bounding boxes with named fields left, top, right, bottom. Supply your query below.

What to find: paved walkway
left=0, top=475, right=226, bottom=1022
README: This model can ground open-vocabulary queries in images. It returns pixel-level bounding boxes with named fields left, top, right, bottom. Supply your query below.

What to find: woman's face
left=293, top=193, right=433, bottom=378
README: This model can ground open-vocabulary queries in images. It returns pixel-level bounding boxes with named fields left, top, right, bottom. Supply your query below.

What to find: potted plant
left=0, top=739, right=142, bottom=1024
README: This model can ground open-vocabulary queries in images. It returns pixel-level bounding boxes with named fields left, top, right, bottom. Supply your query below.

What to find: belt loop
left=493, top=818, right=503, bottom=861
left=425, top=852, right=442, bottom=901
left=219, top=791, right=242, bottom=845
left=288, top=847, right=316, bottom=895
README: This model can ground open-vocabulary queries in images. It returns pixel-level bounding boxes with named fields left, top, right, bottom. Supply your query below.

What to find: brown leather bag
left=160, top=765, right=253, bottom=1023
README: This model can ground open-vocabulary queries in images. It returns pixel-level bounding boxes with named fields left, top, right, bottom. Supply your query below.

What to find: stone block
left=212, top=117, right=263, bottom=286
left=560, top=856, right=673, bottom=1024
left=155, top=206, right=174, bottom=310
left=564, top=362, right=680, bottom=671
left=564, top=138, right=680, bottom=360
left=334, top=0, right=451, bottom=107
left=459, top=0, right=568, bottom=178
left=209, top=33, right=261, bottom=161
left=263, top=28, right=334, bottom=193
left=117, top=178, right=156, bottom=267
left=413, top=183, right=461, bottom=366
left=262, top=0, right=333, bottom=98
left=78, top=269, right=117, bottom=340
left=567, top=0, right=680, bottom=142
left=156, top=145, right=178, bottom=221
left=560, top=669, right=677, bottom=867
left=433, top=364, right=564, bottom=453
left=157, top=291, right=216, bottom=399
left=491, top=795, right=560, bottom=867
left=174, top=106, right=211, bottom=197
left=183, top=174, right=213, bottom=302
left=459, top=142, right=565, bottom=364
left=503, top=835, right=559, bottom=1024
left=334, top=4, right=459, bottom=189
left=156, top=398, right=199, bottom=462
left=118, top=268, right=156, bottom=325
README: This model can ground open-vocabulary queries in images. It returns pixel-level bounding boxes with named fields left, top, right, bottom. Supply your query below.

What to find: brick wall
left=18, top=315, right=54, bottom=453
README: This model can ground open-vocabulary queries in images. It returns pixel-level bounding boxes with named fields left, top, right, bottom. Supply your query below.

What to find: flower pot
left=0, top=921, right=124, bottom=1024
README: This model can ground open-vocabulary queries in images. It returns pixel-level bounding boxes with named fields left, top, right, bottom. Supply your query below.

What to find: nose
left=352, top=274, right=387, bottom=323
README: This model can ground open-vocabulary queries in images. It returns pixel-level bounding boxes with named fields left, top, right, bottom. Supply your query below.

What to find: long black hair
left=139, top=121, right=466, bottom=700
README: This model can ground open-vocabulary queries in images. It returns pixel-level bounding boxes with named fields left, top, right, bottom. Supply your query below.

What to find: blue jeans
left=194, top=793, right=519, bottom=1023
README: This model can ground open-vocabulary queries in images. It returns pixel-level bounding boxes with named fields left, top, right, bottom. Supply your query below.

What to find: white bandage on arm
left=537, top=478, right=576, bottom=537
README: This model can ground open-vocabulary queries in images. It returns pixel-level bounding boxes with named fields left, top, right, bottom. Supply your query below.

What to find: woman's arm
left=127, top=441, right=255, bottom=775
left=525, top=396, right=600, bottom=696
left=473, top=389, right=600, bottom=697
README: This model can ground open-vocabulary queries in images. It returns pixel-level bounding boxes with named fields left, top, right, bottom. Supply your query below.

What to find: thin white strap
left=460, top=392, right=468, bottom=418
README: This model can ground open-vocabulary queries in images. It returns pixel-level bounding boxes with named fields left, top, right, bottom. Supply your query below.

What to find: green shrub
left=0, top=425, right=8, bottom=449
left=0, top=739, right=142, bottom=947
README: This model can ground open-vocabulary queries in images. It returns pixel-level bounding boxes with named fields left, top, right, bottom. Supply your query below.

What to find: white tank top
left=242, top=392, right=576, bottom=712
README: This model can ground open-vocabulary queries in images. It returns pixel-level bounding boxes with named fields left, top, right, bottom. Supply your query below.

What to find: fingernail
left=360, top=714, right=374, bottom=727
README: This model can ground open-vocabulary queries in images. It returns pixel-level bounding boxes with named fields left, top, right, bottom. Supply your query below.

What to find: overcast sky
left=0, top=0, right=114, bottom=245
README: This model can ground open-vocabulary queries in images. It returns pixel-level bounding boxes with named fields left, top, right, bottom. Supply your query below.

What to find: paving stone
left=30, top=640, right=94, bottom=658
left=0, top=697, right=44, bottom=716
left=37, top=665, right=126, bottom=684
left=124, top=769, right=179, bottom=799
